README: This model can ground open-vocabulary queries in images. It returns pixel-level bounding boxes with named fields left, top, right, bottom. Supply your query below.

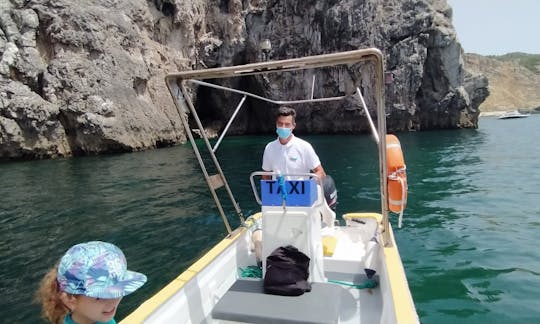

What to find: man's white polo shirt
left=262, top=135, right=321, bottom=179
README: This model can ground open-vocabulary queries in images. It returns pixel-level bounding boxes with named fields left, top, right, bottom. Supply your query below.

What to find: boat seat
left=212, top=278, right=345, bottom=323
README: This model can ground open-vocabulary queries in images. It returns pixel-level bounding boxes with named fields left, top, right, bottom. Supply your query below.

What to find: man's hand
left=312, top=164, right=326, bottom=181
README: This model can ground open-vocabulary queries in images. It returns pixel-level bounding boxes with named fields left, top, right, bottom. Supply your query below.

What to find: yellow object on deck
left=322, top=236, right=337, bottom=256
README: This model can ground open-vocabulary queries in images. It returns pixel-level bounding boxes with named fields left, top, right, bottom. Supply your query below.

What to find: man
left=261, top=106, right=338, bottom=224
left=262, top=106, right=326, bottom=180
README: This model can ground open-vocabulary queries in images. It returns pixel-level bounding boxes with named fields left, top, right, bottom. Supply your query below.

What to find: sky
left=446, top=0, right=540, bottom=55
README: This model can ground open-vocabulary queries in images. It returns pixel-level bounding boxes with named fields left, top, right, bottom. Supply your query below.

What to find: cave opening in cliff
left=190, top=76, right=274, bottom=138
left=187, top=60, right=378, bottom=139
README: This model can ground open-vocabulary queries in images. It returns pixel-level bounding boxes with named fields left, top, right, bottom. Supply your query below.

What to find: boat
left=498, top=110, right=531, bottom=119
left=121, top=48, right=419, bottom=324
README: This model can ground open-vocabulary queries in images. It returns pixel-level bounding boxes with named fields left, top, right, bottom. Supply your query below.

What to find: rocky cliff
left=464, top=53, right=540, bottom=113
left=0, top=0, right=487, bottom=160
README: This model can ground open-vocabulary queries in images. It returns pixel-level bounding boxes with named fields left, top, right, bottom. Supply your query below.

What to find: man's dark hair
left=276, top=106, right=296, bottom=122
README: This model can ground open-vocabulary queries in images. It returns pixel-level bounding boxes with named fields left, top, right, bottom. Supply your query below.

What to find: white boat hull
left=121, top=213, right=418, bottom=324
left=498, top=111, right=531, bottom=119
left=123, top=48, right=419, bottom=324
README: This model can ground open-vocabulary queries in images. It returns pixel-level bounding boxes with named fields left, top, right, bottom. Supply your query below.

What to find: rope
left=277, top=174, right=287, bottom=202
left=398, top=175, right=406, bottom=228
left=388, top=166, right=407, bottom=228
left=239, top=266, right=263, bottom=278
left=328, top=279, right=378, bottom=289
left=239, top=266, right=378, bottom=290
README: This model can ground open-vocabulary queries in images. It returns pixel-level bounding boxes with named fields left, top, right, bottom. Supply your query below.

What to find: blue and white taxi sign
left=260, top=179, right=317, bottom=206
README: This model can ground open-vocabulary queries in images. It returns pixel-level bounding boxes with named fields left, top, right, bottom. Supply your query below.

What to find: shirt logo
left=289, top=156, right=298, bottom=161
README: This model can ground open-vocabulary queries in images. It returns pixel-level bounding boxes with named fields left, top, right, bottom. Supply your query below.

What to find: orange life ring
left=386, top=134, right=407, bottom=213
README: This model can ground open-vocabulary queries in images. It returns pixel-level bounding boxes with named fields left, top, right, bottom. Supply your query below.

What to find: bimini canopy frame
left=165, top=48, right=393, bottom=246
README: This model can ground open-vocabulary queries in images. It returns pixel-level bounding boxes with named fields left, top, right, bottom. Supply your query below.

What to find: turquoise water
left=1, top=115, right=539, bottom=323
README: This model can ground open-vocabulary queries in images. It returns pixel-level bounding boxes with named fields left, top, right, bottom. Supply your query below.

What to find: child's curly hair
left=35, top=264, right=70, bottom=324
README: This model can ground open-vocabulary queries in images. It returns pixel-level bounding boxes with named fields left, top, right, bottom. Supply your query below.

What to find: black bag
left=263, top=245, right=311, bottom=296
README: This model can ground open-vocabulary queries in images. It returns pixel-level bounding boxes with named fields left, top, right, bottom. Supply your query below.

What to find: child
left=36, top=241, right=147, bottom=324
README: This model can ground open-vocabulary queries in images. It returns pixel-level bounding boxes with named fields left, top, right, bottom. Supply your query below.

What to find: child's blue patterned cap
left=57, top=241, right=147, bottom=298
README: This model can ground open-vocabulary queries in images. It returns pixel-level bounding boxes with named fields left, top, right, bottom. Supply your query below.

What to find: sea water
left=1, top=115, right=539, bottom=323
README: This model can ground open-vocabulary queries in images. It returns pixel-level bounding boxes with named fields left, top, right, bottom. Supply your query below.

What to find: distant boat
left=498, top=110, right=530, bottom=119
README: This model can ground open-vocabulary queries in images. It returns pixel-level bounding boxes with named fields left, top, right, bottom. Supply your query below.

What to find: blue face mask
left=276, top=127, right=292, bottom=140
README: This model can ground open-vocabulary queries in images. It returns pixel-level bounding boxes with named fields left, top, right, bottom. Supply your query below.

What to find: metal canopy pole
left=373, top=56, right=391, bottom=247
left=213, top=95, right=247, bottom=153
left=356, top=87, right=380, bottom=144
left=179, top=82, right=245, bottom=227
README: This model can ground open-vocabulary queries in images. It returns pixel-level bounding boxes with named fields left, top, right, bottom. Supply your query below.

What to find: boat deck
left=210, top=223, right=383, bottom=324
left=211, top=273, right=382, bottom=324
